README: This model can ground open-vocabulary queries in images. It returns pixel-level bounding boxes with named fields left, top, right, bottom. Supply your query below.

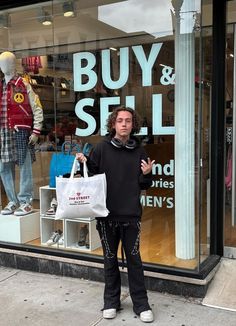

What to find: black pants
left=96, top=220, right=151, bottom=315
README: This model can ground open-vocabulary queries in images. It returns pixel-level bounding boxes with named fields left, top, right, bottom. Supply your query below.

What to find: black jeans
left=96, top=220, right=151, bottom=315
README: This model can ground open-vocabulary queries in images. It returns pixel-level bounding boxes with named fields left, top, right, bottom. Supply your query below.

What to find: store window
left=0, top=0, right=212, bottom=271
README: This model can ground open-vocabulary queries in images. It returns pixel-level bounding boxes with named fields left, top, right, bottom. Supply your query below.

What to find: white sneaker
left=140, top=310, right=154, bottom=323
left=46, top=230, right=62, bottom=246
left=14, top=203, right=33, bottom=216
left=1, top=202, right=18, bottom=215
left=45, top=197, right=57, bottom=216
left=103, top=308, right=117, bottom=319
left=58, top=234, right=64, bottom=246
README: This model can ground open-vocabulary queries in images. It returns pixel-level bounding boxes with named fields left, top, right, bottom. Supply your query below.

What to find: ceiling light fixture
left=63, top=1, right=75, bottom=17
left=38, top=8, right=52, bottom=26
left=42, top=11, right=52, bottom=25
left=0, top=14, right=11, bottom=29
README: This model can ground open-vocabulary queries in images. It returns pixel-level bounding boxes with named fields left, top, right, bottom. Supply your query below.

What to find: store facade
left=0, top=0, right=231, bottom=297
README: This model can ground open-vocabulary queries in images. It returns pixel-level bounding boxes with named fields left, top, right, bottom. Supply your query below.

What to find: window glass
left=0, top=0, right=211, bottom=271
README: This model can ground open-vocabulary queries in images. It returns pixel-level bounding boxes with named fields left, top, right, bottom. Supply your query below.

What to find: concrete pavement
left=0, top=266, right=235, bottom=326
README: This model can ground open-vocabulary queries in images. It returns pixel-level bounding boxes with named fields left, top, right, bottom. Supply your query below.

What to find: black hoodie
left=86, top=136, right=152, bottom=221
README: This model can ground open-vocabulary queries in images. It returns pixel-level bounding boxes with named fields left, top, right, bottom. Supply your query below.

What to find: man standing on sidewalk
left=77, top=106, right=155, bottom=323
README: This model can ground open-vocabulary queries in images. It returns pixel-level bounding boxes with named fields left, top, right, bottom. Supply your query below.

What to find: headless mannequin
left=0, top=51, right=43, bottom=215
left=0, top=52, right=15, bottom=84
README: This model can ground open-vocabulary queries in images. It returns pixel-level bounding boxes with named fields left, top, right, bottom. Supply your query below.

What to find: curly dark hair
left=106, top=106, right=141, bottom=137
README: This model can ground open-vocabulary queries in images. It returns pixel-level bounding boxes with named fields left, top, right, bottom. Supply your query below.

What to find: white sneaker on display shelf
left=45, top=198, right=57, bottom=216
left=58, top=234, right=64, bottom=246
left=1, top=202, right=18, bottom=215
left=46, top=229, right=63, bottom=246
left=14, top=203, right=33, bottom=216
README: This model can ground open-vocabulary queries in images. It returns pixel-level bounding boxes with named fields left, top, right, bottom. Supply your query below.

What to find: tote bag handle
left=70, top=158, right=88, bottom=179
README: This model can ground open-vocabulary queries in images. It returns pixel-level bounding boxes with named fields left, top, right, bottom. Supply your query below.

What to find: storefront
left=0, top=0, right=232, bottom=297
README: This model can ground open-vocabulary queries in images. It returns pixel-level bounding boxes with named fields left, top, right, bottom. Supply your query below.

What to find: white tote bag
left=55, top=158, right=109, bottom=220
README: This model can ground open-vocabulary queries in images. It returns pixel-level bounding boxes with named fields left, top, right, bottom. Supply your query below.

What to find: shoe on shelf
left=54, top=231, right=62, bottom=243
left=46, top=231, right=58, bottom=246
left=14, top=203, right=33, bottom=216
left=45, top=198, right=57, bottom=216
left=1, top=202, right=18, bottom=215
left=46, top=229, right=62, bottom=246
left=85, top=232, right=89, bottom=249
left=103, top=308, right=117, bottom=319
left=140, top=310, right=154, bottom=323
left=58, top=234, right=64, bottom=246
left=78, top=225, right=89, bottom=246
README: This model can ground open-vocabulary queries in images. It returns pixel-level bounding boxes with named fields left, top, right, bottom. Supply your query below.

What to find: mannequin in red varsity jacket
left=0, top=51, right=43, bottom=216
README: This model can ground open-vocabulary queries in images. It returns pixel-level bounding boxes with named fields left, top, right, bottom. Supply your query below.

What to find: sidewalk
left=0, top=266, right=235, bottom=326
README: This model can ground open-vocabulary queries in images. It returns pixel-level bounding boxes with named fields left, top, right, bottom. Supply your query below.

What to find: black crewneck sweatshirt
left=86, top=136, right=152, bottom=222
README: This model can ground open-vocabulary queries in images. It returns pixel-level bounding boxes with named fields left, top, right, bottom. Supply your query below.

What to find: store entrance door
left=224, top=23, right=236, bottom=258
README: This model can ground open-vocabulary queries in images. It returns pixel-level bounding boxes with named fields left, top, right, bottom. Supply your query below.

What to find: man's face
left=113, top=110, right=133, bottom=140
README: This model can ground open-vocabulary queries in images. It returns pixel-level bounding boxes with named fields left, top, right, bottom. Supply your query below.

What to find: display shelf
left=40, top=216, right=64, bottom=248
left=65, top=218, right=100, bottom=251
left=0, top=210, right=40, bottom=243
left=40, top=185, right=56, bottom=216
left=39, top=186, right=101, bottom=251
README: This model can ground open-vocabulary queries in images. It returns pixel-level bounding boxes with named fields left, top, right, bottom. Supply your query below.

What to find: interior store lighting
left=42, top=12, right=52, bottom=26
left=0, top=14, right=11, bottom=28
left=38, top=8, right=52, bottom=26
left=63, top=1, right=75, bottom=17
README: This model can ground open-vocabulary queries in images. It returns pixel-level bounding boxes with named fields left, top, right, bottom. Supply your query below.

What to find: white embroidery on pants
left=131, top=221, right=141, bottom=255
left=100, top=221, right=115, bottom=259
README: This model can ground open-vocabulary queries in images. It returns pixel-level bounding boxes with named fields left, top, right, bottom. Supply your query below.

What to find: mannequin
left=0, top=51, right=43, bottom=216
